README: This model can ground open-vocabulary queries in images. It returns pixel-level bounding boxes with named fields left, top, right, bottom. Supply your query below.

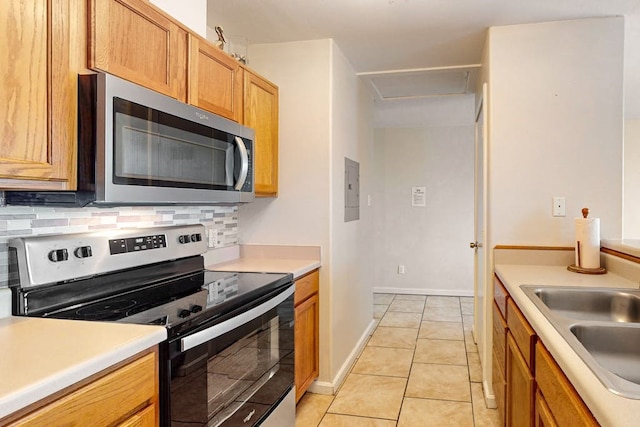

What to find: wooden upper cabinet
left=88, top=0, right=188, bottom=101
left=188, top=34, right=243, bottom=121
left=0, top=0, right=83, bottom=190
left=243, top=70, right=279, bottom=197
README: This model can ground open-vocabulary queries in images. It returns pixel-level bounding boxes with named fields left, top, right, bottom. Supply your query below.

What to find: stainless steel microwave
left=6, top=72, right=254, bottom=206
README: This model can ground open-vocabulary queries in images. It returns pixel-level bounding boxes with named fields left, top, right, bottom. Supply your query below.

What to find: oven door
left=166, top=284, right=295, bottom=427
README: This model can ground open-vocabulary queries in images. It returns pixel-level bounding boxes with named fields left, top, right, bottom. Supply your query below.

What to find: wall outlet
left=207, top=228, right=221, bottom=248
left=397, top=265, right=405, bottom=274
left=553, top=196, right=566, bottom=217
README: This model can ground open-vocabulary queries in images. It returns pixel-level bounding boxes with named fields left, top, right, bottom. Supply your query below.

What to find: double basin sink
left=520, top=285, right=640, bottom=398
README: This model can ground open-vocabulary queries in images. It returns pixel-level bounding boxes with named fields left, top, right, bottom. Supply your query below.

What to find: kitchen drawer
left=494, top=275, right=509, bottom=318
left=492, top=302, right=507, bottom=372
left=507, top=298, right=536, bottom=370
left=294, top=269, right=319, bottom=306
left=10, top=350, right=157, bottom=426
left=535, top=342, right=598, bottom=427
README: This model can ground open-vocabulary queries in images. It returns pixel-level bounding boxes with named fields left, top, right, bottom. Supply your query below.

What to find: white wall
left=238, top=39, right=375, bottom=391
left=477, top=16, right=625, bottom=401
left=150, top=0, right=208, bottom=37
left=329, top=43, right=375, bottom=378
left=488, top=17, right=624, bottom=246
left=372, top=126, right=475, bottom=296
left=624, top=119, right=640, bottom=237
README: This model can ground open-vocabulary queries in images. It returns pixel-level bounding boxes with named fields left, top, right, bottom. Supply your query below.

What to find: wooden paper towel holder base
left=567, top=264, right=607, bottom=275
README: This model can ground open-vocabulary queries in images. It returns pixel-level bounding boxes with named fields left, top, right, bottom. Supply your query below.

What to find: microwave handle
left=234, top=136, right=249, bottom=190
left=180, top=284, right=295, bottom=352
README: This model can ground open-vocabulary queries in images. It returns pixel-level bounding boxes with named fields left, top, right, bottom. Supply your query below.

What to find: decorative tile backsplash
left=0, top=205, right=238, bottom=288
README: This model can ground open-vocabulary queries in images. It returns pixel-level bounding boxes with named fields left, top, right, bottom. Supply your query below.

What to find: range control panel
left=109, top=234, right=167, bottom=255
left=10, top=224, right=207, bottom=289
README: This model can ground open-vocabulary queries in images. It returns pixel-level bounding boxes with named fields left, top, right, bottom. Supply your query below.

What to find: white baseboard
left=483, top=380, right=497, bottom=409
left=373, top=286, right=474, bottom=297
left=307, top=319, right=377, bottom=396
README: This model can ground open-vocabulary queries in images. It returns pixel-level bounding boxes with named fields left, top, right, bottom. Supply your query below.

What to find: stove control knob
left=74, top=246, right=93, bottom=259
left=48, top=249, right=69, bottom=262
left=191, top=305, right=203, bottom=313
left=178, top=309, right=192, bottom=318
left=190, top=233, right=202, bottom=242
left=178, top=234, right=191, bottom=244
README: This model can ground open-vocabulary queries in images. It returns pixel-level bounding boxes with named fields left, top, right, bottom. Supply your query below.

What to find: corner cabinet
left=88, top=0, right=188, bottom=101
left=0, top=0, right=83, bottom=190
left=493, top=275, right=599, bottom=427
left=294, top=269, right=320, bottom=402
left=243, top=70, right=279, bottom=197
left=5, top=348, right=159, bottom=427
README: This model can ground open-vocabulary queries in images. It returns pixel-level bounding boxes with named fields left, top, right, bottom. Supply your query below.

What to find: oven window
left=112, top=97, right=237, bottom=190
left=169, top=299, right=294, bottom=427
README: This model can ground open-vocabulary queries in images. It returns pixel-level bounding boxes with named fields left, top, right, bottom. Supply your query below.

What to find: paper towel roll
left=575, top=217, right=600, bottom=269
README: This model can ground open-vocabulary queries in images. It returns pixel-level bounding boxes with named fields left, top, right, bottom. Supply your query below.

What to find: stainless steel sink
left=521, top=285, right=640, bottom=399
left=570, top=324, right=640, bottom=385
left=532, top=287, right=640, bottom=323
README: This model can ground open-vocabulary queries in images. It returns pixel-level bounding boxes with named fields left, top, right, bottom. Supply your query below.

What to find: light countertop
left=0, top=317, right=166, bottom=420
left=494, top=264, right=640, bottom=427
left=209, top=257, right=320, bottom=278
left=205, top=244, right=321, bottom=278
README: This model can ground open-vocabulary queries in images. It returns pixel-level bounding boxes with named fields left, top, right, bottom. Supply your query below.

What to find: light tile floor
left=295, top=293, right=500, bottom=427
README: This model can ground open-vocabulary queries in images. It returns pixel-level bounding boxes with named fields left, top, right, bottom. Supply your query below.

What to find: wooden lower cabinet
left=492, top=302, right=507, bottom=424
left=294, top=269, right=320, bottom=402
left=494, top=274, right=600, bottom=427
left=6, top=348, right=158, bottom=427
left=506, top=333, right=535, bottom=427
left=534, top=390, right=557, bottom=427
left=535, top=342, right=598, bottom=427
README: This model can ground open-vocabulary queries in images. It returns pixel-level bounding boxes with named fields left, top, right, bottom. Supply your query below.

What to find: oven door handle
left=180, top=284, right=295, bottom=352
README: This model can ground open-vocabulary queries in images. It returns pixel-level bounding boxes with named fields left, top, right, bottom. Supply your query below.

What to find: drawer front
left=12, top=351, right=157, bottom=426
left=507, top=298, right=536, bottom=369
left=494, top=275, right=509, bottom=318
left=294, top=269, right=319, bottom=306
left=535, top=342, right=598, bottom=427
left=492, top=302, right=507, bottom=374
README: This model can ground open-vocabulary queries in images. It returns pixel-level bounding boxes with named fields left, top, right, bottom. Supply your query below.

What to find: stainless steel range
left=9, top=224, right=295, bottom=427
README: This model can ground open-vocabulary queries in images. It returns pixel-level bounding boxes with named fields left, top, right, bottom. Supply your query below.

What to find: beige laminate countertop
left=0, top=317, right=166, bottom=420
left=494, top=264, right=640, bottom=427
left=205, top=244, right=321, bottom=278
left=208, top=257, right=320, bottom=278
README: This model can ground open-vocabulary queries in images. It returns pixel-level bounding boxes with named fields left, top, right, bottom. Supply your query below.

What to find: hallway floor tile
left=295, top=293, right=500, bottom=427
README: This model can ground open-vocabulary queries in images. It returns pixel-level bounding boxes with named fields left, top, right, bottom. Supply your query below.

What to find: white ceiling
left=207, top=0, right=640, bottom=118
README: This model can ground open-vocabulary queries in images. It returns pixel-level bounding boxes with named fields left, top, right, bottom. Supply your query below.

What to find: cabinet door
left=9, top=351, right=157, bottom=426
left=88, top=0, right=188, bottom=101
left=506, top=333, right=535, bottom=427
left=534, top=390, right=557, bottom=427
left=294, top=293, right=319, bottom=402
left=243, top=70, right=279, bottom=197
left=115, top=404, right=156, bottom=427
left=492, top=302, right=508, bottom=423
left=0, top=0, right=80, bottom=189
left=535, top=342, right=598, bottom=427
left=188, top=34, right=243, bottom=121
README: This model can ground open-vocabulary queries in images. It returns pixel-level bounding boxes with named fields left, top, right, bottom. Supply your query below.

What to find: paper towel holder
left=568, top=207, right=607, bottom=274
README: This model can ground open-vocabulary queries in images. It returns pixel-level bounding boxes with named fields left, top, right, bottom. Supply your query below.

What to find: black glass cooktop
left=14, top=256, right=293, bottom=330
